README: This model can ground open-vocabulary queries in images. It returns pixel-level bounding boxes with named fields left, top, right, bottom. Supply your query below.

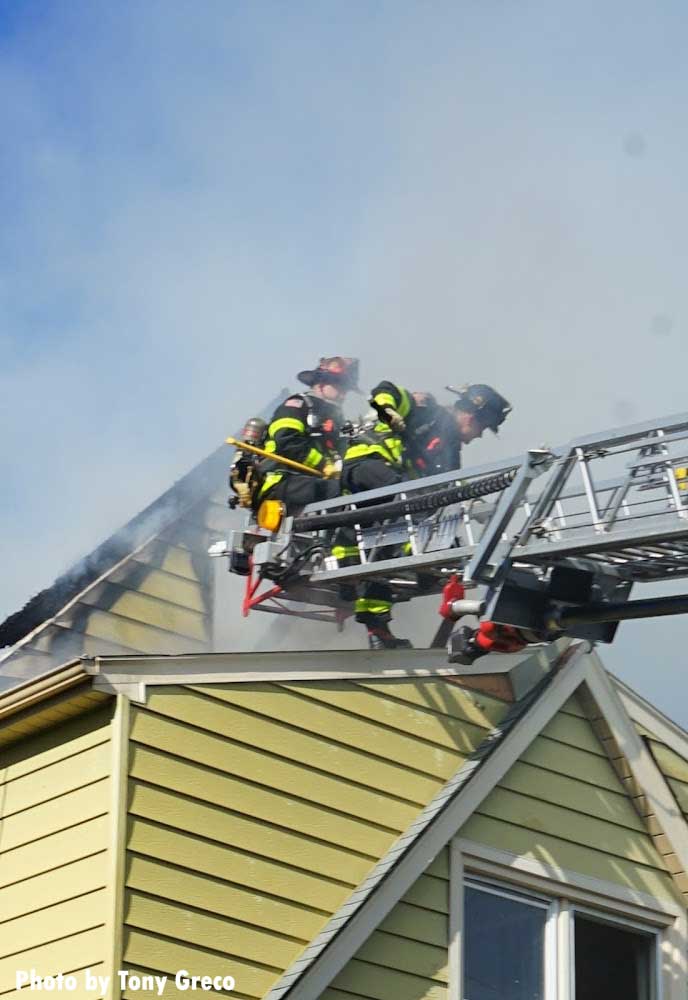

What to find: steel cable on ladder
left=292, top=468, right=518, bottom=533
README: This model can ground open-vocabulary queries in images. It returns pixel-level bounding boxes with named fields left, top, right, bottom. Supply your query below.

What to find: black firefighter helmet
left=447, top=383, right=512, bottom=434
left=297, top=357, right=360, bottom=392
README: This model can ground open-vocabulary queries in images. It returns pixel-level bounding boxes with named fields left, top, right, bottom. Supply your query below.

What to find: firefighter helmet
left=447, top=384, right=512, bottom=434
left=241, top=417, right=268, bottom=447
left=297, top=357, right=360, bottom=391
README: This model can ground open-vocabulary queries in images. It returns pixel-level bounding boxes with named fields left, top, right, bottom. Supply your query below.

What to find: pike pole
left=225, top=436, right=325, bottom=477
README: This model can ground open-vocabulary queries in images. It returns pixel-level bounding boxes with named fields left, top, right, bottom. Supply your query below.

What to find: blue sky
left=2, top=1, right=688, bottom=720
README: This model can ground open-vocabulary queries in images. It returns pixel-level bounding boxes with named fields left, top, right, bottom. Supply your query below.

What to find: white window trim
left=569, top=902, right=662, bottom=1000
left=450, top=837, right=687, bottom=1000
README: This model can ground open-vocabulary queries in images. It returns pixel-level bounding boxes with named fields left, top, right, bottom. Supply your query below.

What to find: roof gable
left=267, top=643, right=688, bottom=1000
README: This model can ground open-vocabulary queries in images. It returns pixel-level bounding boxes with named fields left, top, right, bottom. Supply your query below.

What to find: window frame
left=569, top=903, right=661, bottom=1000
left=451, top=837, right=686, bottom=1000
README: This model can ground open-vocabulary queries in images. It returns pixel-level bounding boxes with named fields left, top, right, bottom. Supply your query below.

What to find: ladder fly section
left=212, top=412, right=688, bottom=628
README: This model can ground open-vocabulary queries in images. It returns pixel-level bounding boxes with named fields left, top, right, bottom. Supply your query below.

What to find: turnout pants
left=258, top=471, right=339, bottom=515
left=334, top=460, right=406, bottom=620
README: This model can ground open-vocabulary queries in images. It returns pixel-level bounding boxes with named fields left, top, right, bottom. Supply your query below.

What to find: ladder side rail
left=599, top=434, right=673, bottom=529
left=513, top=449, right=579, bottom=547
left=575, top=447, right=604, bottom=532
left=298, top=454, right=530, bottom=516
left=655, top=428, right=688, bottom=521
left=463, top=451, right=552, bottom=585
left=312, top=540, right=479, bottom=583
left=567, top=411, right=688, bottom=451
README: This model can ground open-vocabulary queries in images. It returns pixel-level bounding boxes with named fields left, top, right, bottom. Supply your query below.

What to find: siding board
left=476, top=786, right=666, bottom=868
left=0, top=928, right=105, bottom=994
left=55, top=607, right=208, bottom=656
left=0, top=742, right=110, bottom=817
left=123, top=929, right=280, bottom=1000
left=331, top=958, right=447, bottom=1000
left=130, top=709, right=420, bottom=832
left=129, top=745, right=400, bottom=856
left=126, top=819, right=353, bottom=913
left=0, top=817, right=109, bottom=888
left=355, top=931, right=449, bottom=983
left=0, top=853, right=107, bottom=923
left=191, top=685, right=468, bottom=779
left=353, top=679, right=507, bottom=729
left=0, top=779, right=109, bottom=853
left=125, top=854, right=328, bottom=940
left=125, top=892, right=305, bottom=971
left=77, top=585, right=208, bottom=641
left=460, top=813, right=677, bottom=900
left=279, top=681, right=492, bottom=751
left=0, top=889, right=106, bottom=956
left=520, top=735, right=623, bottom=791
left=124, top=683, right=485, bottom=999
left=0, top=708, right=111, bottom=992
left=143, top=690, right=446, bottom=804
left=498, top=760, right=646, bottom=831
left=128, top=783, right=377, bottom=885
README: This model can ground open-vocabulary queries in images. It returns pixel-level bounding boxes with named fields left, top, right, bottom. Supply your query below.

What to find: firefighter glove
left=233, top=481, right=253, bottom=508
left=384, top=407, right=406, bottom=432
left=322, top=459, right=342, bottom=479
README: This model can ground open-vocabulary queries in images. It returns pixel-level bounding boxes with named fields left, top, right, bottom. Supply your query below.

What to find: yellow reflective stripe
left=264, top=440, right=277, bottom=454
left=396, top=386, right=411, bottom=418
left=304, top=447, right=324, bottom=469
left=355, top=598, right=392, bottom=614
left=331, top=545, right=360, bottom=560
left=344, top=442, right=386, bottom=461
left=269, top=416, right=306, bottom=435
left=373, top=391, right=396, bottom=409
left=258, top=471, right=284, bottom=497
left=344, top=441, right=403, bottom=464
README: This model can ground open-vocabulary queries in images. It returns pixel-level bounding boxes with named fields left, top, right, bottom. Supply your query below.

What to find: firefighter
left=371, top=381, right=512, bottom=477
left=229, top=417, right=268, bottom=509
left=339, top=380, right=511, bottom=650
left=254, top=357, right=360, bottom=514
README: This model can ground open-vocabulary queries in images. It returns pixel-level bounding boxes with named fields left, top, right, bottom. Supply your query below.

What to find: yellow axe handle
left=225, top=437, right=324, bottom=477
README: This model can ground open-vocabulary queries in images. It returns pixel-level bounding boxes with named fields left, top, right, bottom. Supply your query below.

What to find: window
left=574, top=912, right=653, bottom=1000
left=463, top=880, right=657, bottom=1000
left=464, top=883, right=549, bottom=1000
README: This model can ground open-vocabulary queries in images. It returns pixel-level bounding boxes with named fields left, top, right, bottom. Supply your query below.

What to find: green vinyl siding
left=0, top=706, right=113, bottom=996
left=122, top=680, right=507, bottom=999
left=461, top=694, right=677, bottom=901
left=0, top=505, right=216, bottom=678
left=646, top=738, right=688, bottom=821
left=327, top=848, right=449, bottom=1000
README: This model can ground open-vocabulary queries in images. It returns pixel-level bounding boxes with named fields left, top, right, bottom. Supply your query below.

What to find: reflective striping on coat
left=354, top=597, right=393, bottom=615
left=270, top=416, right=307, bottom=435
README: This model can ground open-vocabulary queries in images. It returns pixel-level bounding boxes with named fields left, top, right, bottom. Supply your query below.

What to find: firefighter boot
left=356, top=612, right=413, bottom=650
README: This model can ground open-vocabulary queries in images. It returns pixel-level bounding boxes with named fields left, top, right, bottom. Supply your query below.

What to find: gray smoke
left=3, top=1, right=688, bottom=722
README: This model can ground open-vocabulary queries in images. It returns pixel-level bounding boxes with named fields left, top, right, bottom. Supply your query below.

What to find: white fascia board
left=274, top=642, right=592, bottom=1000
left=85, top=647, right=480, bottom=701
left=583, top=654, right=688, bottom=886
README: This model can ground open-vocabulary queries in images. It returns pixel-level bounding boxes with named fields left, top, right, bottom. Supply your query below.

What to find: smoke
left=3, top=1, right=688, bottom=720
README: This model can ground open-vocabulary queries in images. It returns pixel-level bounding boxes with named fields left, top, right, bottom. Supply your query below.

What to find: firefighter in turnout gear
left=229, top=417, right=268, bottom=509
left=255, top=357, right=360, bottom=513
left=339, top=379, right=512, bottom=650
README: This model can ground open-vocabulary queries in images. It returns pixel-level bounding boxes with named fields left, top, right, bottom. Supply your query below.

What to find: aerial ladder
left=210, top=411, right=688, bottom=660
